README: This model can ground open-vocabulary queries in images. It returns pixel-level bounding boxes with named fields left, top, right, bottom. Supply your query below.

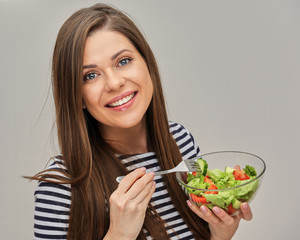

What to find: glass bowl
left=176, top=151, right=266, bottom=216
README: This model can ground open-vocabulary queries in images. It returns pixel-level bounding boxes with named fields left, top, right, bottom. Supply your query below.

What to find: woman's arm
left=34, top=181, right=71, bottom=239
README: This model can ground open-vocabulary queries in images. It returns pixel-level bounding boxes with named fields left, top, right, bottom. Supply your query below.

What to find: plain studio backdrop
left=1, top=0, right=299, bottom=239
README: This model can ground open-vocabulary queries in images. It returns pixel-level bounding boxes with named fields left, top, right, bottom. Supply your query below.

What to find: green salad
left=185, top=159, right=259, bottom=215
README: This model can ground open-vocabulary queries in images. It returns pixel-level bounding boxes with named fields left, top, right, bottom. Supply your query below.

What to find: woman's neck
left=98, top=117, right=150, bottom=155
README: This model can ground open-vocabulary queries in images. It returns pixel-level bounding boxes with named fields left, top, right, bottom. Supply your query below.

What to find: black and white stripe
left=34, top=160, right=71, bottom=239
left=33, top=121, right=200, bottom=239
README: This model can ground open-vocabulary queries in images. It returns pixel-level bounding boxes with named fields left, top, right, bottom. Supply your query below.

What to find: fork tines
left=185, top=158, right=201, bottom=171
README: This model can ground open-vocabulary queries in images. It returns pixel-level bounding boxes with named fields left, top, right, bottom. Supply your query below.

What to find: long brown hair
left=31, top=3, right=210, bottom=239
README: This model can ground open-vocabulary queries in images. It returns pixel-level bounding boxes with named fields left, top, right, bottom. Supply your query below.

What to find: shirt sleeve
left=34, top=180, right=71, bottom=239
left=185, top=127, right=201, bottom=156
left=33, top=159, right=71, bottom=240
left=169, top=121, right=201, bottom=159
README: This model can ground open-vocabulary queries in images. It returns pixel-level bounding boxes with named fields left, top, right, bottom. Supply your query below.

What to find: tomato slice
left=227, top=203, right=240, bottom=215
left=233, top=169, right=250, bottom=180
left=190, top=193, right=208, bottom=204
left=205, top=184, right=218, bottom=194
left=204, top=176, right=214, bottom=185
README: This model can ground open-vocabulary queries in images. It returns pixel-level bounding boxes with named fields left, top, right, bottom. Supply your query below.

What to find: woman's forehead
left=83, top=31, right=137, bottom=63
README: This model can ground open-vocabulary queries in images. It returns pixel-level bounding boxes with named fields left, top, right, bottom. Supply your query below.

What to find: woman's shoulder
left=168, top=121, right=191, bottom=136
left=34, top=156, right=71, bottom=203
left=41, top=155, right=70, bottom=179
left=46, top=155, right=66, bottom=169
left=168, top=120, right=201, bottom=157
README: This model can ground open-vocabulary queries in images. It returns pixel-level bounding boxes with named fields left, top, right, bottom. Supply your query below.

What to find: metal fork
left=116, top=157, right=201, bottom=183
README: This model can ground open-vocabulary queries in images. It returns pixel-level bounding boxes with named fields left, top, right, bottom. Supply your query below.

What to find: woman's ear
left=82, top=101, right=87, bottom=109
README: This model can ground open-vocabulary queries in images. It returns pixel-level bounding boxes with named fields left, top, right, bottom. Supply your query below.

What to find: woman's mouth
left=106, top=92, right=136, bottom=108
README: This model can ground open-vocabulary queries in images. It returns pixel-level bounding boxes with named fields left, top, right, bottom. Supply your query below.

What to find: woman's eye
left=84, top=72, right=98, bottom=81
left=117, top=58, right=132, bottom=67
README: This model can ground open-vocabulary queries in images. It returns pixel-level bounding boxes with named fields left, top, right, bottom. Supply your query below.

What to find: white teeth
left=108, top=93, right=135, bottom=107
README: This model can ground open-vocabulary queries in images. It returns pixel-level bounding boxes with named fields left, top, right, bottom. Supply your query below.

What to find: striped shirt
left=34, top=121, right=200, bottom=239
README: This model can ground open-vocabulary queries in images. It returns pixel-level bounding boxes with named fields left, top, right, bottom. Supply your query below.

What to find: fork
left=116, top=156, right=201, bottom=183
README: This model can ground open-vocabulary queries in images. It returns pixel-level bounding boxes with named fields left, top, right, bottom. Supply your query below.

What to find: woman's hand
left=187, top=201, right=253, bottom=240
left=105, top=167, right=156, bottom=240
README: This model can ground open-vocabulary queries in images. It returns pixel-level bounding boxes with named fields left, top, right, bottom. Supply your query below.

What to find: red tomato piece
left=205, top=184, right=218, bottom=194
left=233, top=169, right=250, bottom=180
left=204, top=176, right=214, bottom=185
left=227, top=203, right=240, bottom=215
left=190, top=193, right=208, bottom=204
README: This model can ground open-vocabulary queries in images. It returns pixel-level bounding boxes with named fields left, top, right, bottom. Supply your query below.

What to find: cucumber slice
left=197, top=158, right=208, bottom=176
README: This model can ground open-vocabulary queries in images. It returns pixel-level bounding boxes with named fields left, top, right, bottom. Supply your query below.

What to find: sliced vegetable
left=233, top=169, right=250, bottom=180
left=197, top=158, right=208, bottom=176
left=192, top=171, right=202, bottom=178
left=190, top=193, right=208, bottom=204
left=227, top=203, right=239, bottom=215
left=205, top=184, right=218, bottom=194
left=204, top=176, right=214, bottom=185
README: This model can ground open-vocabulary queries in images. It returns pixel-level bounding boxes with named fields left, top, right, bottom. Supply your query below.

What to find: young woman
left=31, top=3, right=252, bottom=240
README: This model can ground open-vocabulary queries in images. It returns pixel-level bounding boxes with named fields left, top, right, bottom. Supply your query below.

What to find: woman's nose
left=104, top=71, right=125, bottom=92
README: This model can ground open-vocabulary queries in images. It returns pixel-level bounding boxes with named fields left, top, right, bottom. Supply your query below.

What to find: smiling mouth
left=106, top=92, right=136, bottom=108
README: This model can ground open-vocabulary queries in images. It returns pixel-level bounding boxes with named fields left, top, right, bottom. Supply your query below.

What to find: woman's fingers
left=109, top=169, right=155, bottom=240
left=187, top=201, right=253, bottom=240
left=187, top=201, right=221, bottom=225
left=187, top=201, right=239, bottom=226
left=117, top=167, right=147, bottom=193
left=116, top=168, right=155, bottom=203
left=240, top=202, right=253, bottom=221
left=212, top=207, right=236, bottom=226
left=126, top=171, right=155, bottom=199
left=188, top=201, right=253, bottom=223
left=139, top=181, right=156, bottom=208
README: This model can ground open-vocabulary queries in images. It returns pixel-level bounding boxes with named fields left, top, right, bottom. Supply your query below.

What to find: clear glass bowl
left=176, top=151, right=266, bottom=216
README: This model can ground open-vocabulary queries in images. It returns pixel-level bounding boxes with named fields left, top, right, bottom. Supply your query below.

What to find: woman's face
left=82, top=30, right=153, bottom=130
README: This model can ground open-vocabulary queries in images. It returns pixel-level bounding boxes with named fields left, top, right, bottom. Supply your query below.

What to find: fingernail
left=140, top=167, right=146, bottom=172
left=242, top=202, right=249, bottom=210
left=213, top=207, right=221, bottom=214
left=200, top=205, right=208, bottom=213
left=149, top=171, right=155, bottom=176
left=187, top=200, right=193, bottom=207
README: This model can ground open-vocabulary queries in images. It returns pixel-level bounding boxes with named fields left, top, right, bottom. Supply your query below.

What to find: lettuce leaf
left=186, top=175, right=208, bottom=195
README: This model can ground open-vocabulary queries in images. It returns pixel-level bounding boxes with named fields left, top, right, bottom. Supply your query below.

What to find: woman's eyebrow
left=111, top=49, right=132, bottom=60
left=83, top=49, right=133, bottom=69
left=83, top=64, right=98, bottom=69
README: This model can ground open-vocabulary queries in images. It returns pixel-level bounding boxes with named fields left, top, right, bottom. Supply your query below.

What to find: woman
left=31, top=3, right=252, bottom=240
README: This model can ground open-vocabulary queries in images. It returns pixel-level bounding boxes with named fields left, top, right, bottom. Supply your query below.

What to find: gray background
left=1, top=0, right=299, bottom=239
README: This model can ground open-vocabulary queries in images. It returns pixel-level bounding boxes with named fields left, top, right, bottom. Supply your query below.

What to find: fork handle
left=116, top=170, right=175, bottom=183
